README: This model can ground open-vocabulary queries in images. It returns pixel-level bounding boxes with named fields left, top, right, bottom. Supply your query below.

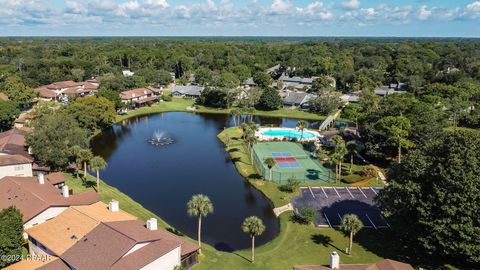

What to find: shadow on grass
left=232, top=251, right=252, bottom=263
left=310, top=234, right=346, bottom=254
left=228, top=148, right=240, bottom=153
left=248, top=173, right=262, bottom=180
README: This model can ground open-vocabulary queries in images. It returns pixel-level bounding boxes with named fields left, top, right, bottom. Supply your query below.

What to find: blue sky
left=0, top=0, right=479, bottom=37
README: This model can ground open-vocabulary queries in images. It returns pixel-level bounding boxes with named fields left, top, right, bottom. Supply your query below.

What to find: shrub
left=341, top=174, right=363, bottom=184
left=279, top=178, right=300, bottom=193
left=162, top=94, right=172, bottom=102
left=292, top=207, right=317, bottom=225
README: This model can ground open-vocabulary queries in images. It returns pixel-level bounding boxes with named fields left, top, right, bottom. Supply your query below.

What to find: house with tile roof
left=26, top=201, right=136, bottom=256
left=0, top=128, right=34, bottom=178
left=34, top=81, right=99, bottom=101
left=0, top=175, right=100, bottom=231
left=120, top=87, right=162, bottom=107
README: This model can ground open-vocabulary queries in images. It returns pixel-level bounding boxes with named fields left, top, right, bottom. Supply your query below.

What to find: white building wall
left=24, top=207, right=68, bottom=230
left=0, top=163, right=33, bottom=179
left=125, top=243, right=149, bottom=256
left=140, top=246, right=181, bottom=270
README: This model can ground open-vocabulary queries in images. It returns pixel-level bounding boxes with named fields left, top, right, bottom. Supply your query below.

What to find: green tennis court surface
left=253, top=142, right=334, bottom=183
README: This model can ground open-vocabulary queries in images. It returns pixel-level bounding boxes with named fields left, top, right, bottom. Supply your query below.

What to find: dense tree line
left=0, top=38, right=478, bottom=90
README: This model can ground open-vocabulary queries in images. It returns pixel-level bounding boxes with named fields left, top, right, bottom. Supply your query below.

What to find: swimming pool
left=262, top=128, right=316, bottom=139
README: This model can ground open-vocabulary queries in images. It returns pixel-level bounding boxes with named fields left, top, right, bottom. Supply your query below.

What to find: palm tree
left=78, top=149, right=93, bottom=179
left=296, top=120, right=307, bottom=141
left=331, top=135, right=346, bottom=182
left=246, top=134, right=258, bottom=162
left=242, top=216, right=265, bottom=263
left=70, top=145, right=83, bottom=179
left=88, top=156, right=107, bottom=191
left=187, top=194, right=214, bottom=254
left=263, top=158, right=277, bottom=181
left=340, top=214, right=364, bottom=255
left=346, top=141, right=357, bottom=174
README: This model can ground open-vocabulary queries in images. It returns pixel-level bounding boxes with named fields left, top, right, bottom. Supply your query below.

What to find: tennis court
left=253, top=142, right=334, bottom=183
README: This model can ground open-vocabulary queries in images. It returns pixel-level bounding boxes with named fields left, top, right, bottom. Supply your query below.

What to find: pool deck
left=256, top=127, right=322, bottom=142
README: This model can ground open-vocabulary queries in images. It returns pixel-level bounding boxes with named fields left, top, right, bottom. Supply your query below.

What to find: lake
left=91, top=112, right=317, bottom=251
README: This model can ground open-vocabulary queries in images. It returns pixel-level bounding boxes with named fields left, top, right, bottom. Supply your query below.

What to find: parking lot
left=291, top=187, right=390, bottom=229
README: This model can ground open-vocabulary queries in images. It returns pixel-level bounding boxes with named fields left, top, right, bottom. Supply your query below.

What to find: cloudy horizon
left=0, top=0, right=479, bottom=37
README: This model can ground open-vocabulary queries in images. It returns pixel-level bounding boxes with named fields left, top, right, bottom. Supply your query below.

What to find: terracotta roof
left=120, top=88, right=153, bottom=100
left=61, top=220, right=198, bottom=269
left=0, top=176, right=100, bottom=222
left=0, top=154, right=32, bottom=166
left=293, top=259, right=414, bottom=270
left=134, top=96, right=158, bottom=104
left=0, top=128, right=28, bottom=154
left=35, top=81, right=99, bottom=98
left=45, top=172, right=66, bottom=185
left=0, top=92, right=9, bottom=101
left=46, top=81, right=78, bottom=90
left=35, top=87, right=58, bottom=98
left=13, top=112, right=34, bottom=124
left=3, top=256, right=60, bottom=270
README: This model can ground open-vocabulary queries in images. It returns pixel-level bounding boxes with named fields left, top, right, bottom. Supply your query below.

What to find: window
left=14, top=165, right=24, bottom=171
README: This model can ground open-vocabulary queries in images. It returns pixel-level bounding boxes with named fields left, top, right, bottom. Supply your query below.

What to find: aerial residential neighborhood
left=0, top=1, right=479, bottom=270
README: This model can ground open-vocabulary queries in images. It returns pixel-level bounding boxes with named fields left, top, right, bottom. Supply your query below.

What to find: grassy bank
left=116, top=97, right=327, bottom=123
left=64, top=173, right=170, bottom=228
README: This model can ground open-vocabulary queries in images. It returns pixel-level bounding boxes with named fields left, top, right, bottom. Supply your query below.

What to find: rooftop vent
left=146, top=218, right=158, bottom=231
left=38, top=173, right=45, bottom=185
left=62, top=185, right=69, bottom=198
left=109, top=200, right=119, bottom=212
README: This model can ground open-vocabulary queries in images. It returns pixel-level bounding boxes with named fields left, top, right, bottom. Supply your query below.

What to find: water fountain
left=148, top=131, right=174, bottom=146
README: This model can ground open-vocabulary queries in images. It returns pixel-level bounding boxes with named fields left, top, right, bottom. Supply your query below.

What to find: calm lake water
left=91, top=112, right=317, bottom=251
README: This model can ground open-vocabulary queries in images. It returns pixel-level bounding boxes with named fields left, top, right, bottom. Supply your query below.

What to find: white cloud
left=417, top=5, right=431, bottom=20
left=144, top=0, right=169, bottom=9
left=65, top=1, right=87, bottom=14
left=341, top=0, right=360, bottom=10
left=270, top=0, right=293, bottom=14
left=464, top=1, right=480, bottom=18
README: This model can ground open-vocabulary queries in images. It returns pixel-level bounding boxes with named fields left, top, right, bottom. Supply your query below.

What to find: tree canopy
left=0, top=206, right=24, bottom=268
left=377, top=130, right=480, bottom=266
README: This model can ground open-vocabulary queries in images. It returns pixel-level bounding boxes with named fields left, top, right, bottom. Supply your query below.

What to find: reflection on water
left=91, top=112, right=313, bottom=251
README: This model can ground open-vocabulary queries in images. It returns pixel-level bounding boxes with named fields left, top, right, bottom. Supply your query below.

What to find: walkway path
left=318, top=108, right=343, bottom=131
left=273, top=203, right=293, bottom=217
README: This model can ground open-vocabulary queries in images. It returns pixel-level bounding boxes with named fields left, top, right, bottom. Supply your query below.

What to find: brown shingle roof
left=0, top=176, right=100, bottom=222
left=46, top=81, right=78, bottom=90
left=120, top=88, right=153, bottom=100
left=45, top=172, right=66, bottom=185
left=35, top=87, right=58, bottom=98
left=0, top=128, right=30, bottom=158
left=0, top=154, right=32, bottom=166
left=26, top=202, right=136, bottom=256
left=37, top=258, right=70, bottom=270
left=61, top=223, right=138, bottom=270
left=111, top=239, right=180, bottom=270
left=61, top=220, right=198, bottom=269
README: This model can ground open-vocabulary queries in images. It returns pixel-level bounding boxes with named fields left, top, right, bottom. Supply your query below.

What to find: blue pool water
left=262, top=129, right=316, bottom=139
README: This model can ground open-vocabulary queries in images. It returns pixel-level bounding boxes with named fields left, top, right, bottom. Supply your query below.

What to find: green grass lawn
left=116, top=97, right=327, bottom=123
left=196, top=213, right=387, bottom=270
